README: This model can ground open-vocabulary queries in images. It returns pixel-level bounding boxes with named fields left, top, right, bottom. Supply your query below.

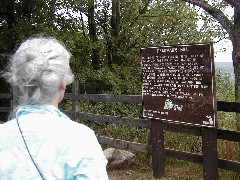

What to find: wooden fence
left=1, top=81, right=240, bottom=179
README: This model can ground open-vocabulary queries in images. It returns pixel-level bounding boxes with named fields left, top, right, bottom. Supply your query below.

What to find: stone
left=103, top=148, right=136, bottom=170
left=104, top=148, right=115, bottom=162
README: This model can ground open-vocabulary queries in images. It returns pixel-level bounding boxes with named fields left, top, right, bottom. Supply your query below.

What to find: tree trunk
left=107, top=0, right=120, bottom=65
left=5, top=0, right=15, bottom=29
left=232, top=8, right=240, bottom=131
left=88, top=0, right=100, bottom=69
left=22, top=0, right=31, bottom=19
left=111, top=0, right=120, bottom=37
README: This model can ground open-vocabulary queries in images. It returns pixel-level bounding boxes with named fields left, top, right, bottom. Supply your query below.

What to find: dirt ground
left=107, top=169, right=163, bottom=180
left=106, top=156, right=239, bottom=180
left=107, top=166, right=204, bottom=180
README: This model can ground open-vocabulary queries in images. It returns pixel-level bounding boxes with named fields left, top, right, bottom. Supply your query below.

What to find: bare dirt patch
left=107, top=164, right=203, bottom=180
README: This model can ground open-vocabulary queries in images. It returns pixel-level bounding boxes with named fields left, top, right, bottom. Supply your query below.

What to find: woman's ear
left=51, top=76, right=67, bottom=107
left=59, top=80, right=66, bottom=91
left=59, top=74, right=68, bottom=91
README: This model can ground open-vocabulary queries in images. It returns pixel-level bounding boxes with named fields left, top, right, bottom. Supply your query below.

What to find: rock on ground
left=104, top=148, right=136, bottom=170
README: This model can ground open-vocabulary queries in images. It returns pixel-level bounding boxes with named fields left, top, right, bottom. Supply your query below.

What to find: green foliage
left=76, top=97, right=146, bottom=144
left=164, top=132, right=202, bottom=153
left=214, top=68, right=239, bottom=162
left=215, top=68, right=236, bottom=130
left=216, top=69, right=235, bottom=101
left=74, top=64, right=142, bottom=95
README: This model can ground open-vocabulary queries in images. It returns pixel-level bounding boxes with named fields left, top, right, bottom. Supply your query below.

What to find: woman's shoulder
left=59, top=117, right=94, bottom=136
left=55, top=117, right=101, bottom=155
left=0, top=119, right=19, bottom=137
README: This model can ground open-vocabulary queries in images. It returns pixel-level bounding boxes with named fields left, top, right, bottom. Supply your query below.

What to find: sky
left=214, top=39, right=232, bottom=62
left=194, top=4, right=233, bottom=63
left=212, top=6, right=233, bottom=62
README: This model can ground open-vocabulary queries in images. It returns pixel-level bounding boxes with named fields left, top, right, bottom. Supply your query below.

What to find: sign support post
left=151, top=119, right=165, bottom=178
left=202, top=127, right=219, bottom=179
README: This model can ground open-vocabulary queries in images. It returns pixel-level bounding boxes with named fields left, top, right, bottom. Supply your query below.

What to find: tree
left=88, top=0, right=101, bottom=69
left=180, top=0, right=240, bottom=130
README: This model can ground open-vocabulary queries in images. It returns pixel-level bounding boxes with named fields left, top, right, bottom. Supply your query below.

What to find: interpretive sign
left=141, top=43, right=216, bottom=127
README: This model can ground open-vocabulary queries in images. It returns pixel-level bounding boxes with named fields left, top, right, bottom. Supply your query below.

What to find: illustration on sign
left=164, top=99, right=183, bottom=112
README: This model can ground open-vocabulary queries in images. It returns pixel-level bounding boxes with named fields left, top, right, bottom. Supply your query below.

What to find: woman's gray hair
left=2, top=35, right=74, bottom=106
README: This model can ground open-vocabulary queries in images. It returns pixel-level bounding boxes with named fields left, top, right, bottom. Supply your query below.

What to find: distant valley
left=215, top=62, right=235, bottom=83
left=215, top=62, right=233, bottom=71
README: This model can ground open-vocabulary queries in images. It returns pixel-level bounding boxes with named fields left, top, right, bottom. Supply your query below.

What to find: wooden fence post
left=202, top=127, right=219, bottom=180
left=11, top=87, right=17, bottom=110
left=71, top=81, right=79, bottom=121
left=151, top=119, right=166, bottom=178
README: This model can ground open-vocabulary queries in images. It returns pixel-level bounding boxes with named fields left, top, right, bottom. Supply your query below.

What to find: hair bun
left=17, top=47, right=46, bottom=63
left=12, top=48, right=49, bottom=86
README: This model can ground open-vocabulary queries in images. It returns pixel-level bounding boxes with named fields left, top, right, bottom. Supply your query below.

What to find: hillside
left=215, top=62, right=235, bottom=83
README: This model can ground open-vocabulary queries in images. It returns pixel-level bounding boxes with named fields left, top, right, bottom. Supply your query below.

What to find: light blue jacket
left=0, top=105, right=108, bottom=180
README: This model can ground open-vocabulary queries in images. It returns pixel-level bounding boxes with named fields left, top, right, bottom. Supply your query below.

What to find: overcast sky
left=214, top=39, right=232, bottom=62
left=213, top=5, right=233, bottom=62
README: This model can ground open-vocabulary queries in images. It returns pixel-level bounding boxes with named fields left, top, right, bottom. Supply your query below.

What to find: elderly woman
left=0, top=35, right=108, bottom=179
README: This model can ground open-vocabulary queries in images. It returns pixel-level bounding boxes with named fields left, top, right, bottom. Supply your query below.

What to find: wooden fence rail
left=1, top=89, right=240, bottom=177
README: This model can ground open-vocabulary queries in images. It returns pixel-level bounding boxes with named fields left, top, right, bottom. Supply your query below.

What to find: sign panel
left=141, top=43, right=216, bottom=127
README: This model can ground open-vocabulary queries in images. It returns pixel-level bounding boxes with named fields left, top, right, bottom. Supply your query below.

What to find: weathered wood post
left=71, top=81, right=79, bottom=121
left=150, top=119, right=166, bottom=178
left=202, top=127, right=219, bottom=179
left=11, top=87, right=17, bottom=110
